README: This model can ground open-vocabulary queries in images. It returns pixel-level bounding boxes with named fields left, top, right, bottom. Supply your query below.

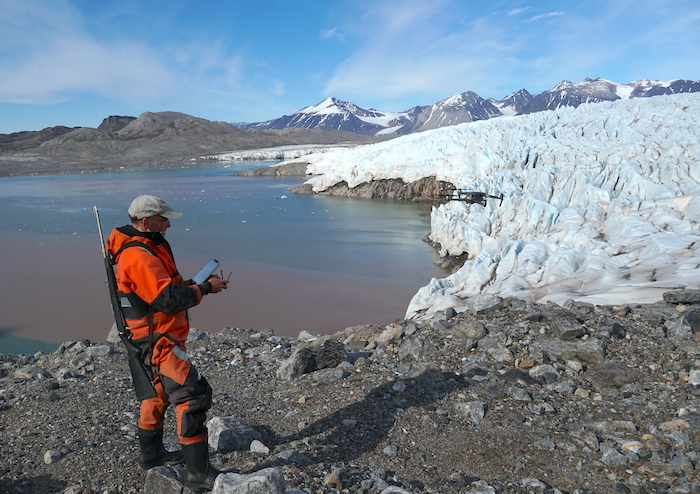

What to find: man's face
left=144, top=215, right=171, bottom=234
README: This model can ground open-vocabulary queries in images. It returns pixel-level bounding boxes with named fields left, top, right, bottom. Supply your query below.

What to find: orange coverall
left=106, top=225, right=213, bottom=445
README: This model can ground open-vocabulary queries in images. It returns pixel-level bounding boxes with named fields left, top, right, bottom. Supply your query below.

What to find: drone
left=438, top=187, right=504, bottom=206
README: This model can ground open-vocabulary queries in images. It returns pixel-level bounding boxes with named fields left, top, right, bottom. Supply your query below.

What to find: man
left=106, top=195, right=228, bottom=490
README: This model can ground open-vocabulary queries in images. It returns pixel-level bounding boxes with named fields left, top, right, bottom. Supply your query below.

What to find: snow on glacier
left=284, top=92, right=700, bottom=320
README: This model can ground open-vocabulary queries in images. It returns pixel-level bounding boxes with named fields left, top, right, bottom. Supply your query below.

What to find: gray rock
left=684, top=306, right=700, bottom=333
left=529, top=364, right=559, bottom=384
left=444, top=307, right=458, bottom=319
left=379, top=487, right=413, bottom=494
left=144, top=466, right=185, bottom=494
left=297, top=330, right=322, bottom=341
left=315, top=367, right=349, bottom=381
left=669, top=454, right=694, bottom=473
left=584, top=420, right=636, bottom=432
left=432, top=319, right=453, bottom=332
left=500, top=368, right=539, bottom=385
left=551, top=381, right=577, bottom=395
left=406, top=362, right=442, bottom=379
left=477, top=332, right=507, bottom=351
left=677, top=412, right=700, bottom=432
left=585, top=362, right=644, bottom=388
left=86, top=345, right=113, bottom=358
left=468, top=294, right=504, bottom=315
left=392, top=381, right=407, bottom=393
left=507, top=387, right=532, bottom=401
left=276, top=449, right=310, bottom=465
left=43, top=450, right=62, bottom=464
left=600, top=448, right=628, bottom=469
left=213, top=468, right=285, bottom=494
left=638, top=461, right=683, bottom=478
left=666, top=431, right=692, bottom=449
left=250, top=440, right=270, bottom=453
left=688, top=369, right=700, bottom=386
left=665, top=317, right=694, bottom=339
left=455, top=401, right=487, bottom=424
left=521, top=477, right=549, bottom=489
left=451, top=319, right=487, bottom=340
left=364, top=477, right=389, bottom=492
left=488, top=347, right=514, bottom=363
left=397, top=337, right=437, bottom=361
left=465, top=483, right=497, bottom=494
left=276, top=335, right=347, bottom=380
left=346, top=339, right=369, bottom=351
left=531, top=338, right=606, bottom=367
left=608, top=322, right=626, bottom=339
left=404, top=323, right=419, bottom=335
left=549, top=315, right=586, bottom=341
left=378, top=324, right=404, bottom=342
left=346, top=352, right=371, bottom=365
left=14, top=365, right=51, bottom=380
left=106, top=323, right=121, bottom=345
left=383, top=445, right=398, bottom=457
left=187, top=329, right=210, bottom=343
left=464, top=338, right=478, bottom=351
left=208, top=416, right=263, bottom=453
left=663, top=289, right=700, bottom=304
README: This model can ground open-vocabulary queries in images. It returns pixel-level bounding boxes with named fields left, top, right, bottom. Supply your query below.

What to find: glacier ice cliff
left=283, top=93, right=700, bottom=320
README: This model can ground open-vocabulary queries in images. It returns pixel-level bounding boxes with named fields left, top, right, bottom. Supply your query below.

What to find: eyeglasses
left=147, top=215, right=170, bottom=223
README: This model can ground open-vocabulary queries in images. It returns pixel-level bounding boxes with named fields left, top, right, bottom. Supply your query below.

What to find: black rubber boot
left=138, top=428, right=184, bottom=470
left=182, top=441, right=220, bottom=491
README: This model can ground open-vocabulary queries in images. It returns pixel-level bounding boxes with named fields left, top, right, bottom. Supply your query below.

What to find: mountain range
left=0, top=112, right=372, bottom=177
left=237, top=77, right=700, bottom=137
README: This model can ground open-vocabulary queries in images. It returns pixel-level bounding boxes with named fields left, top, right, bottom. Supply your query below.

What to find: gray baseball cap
left=128, top=195, right=183, bottom=220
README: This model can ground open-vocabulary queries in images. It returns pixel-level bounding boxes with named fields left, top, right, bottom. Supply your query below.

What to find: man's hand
left=207, top=275, right=229, bottom=293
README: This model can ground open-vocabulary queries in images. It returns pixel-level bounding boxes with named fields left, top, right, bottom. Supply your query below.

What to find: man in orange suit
left=107, top=195, right=228, bottom=490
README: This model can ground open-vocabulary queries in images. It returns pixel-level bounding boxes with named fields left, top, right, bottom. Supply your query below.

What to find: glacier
left=281, top=92, right=700, bottom=321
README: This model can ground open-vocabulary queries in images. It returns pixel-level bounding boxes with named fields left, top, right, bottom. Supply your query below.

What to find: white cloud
left=324, top=0, right=523, bottom=100
left=508, top=7, right=530, bottom=16
left=0, top=1, right=178, bottom=104
left=320, top=27, right=344, bottom=41
left=324, top=0, right=700, bottom=102
left=524, top=11, right=564, bottom=23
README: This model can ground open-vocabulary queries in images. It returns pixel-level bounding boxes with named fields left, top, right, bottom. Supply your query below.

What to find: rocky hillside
left=0, top=112, right=372, bottom=177
left=2, top=290, right=700, bottom=493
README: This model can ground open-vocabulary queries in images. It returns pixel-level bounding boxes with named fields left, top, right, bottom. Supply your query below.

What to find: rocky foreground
left=3, top=292, right=700, bottom=494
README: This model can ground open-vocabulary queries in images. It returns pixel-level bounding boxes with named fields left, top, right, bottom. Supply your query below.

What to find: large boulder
left=531, top=338, right=606, bottom=367
left=276, top=335, right=347, bottom=380
left=397, top=337, right=438, bottom=361
left=213, top=468, right=285, bottom=494
left=208, top=416, right=264, bottom=453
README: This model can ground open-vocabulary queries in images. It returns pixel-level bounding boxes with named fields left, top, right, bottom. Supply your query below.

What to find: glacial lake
left=0, top=161, right=448, bottom=354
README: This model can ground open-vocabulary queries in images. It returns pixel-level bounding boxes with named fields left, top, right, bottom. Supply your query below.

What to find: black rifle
left=93, top=206, right=157, bottom=400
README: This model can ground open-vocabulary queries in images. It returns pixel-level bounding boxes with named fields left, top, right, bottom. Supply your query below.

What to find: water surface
left=0, top=162, right=447, bottom=352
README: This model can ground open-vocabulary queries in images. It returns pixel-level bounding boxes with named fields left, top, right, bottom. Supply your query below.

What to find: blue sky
left=1, top=0, right=699, bottom=134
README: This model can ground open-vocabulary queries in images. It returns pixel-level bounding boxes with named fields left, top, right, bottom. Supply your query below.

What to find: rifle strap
left=112, top=240, right=157, bottom=263
left=113, top=241, right=159, bottom=370
left=147, top=307, right=155, bottom=369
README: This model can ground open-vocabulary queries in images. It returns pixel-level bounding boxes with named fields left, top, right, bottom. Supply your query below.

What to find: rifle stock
left=94, top=207, right=157, bottom=401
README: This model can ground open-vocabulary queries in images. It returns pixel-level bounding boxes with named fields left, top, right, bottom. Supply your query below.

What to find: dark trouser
left=134, top=334, right=212, bottom=444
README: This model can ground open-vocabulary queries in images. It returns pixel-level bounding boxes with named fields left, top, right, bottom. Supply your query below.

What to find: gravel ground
left=3, top=294, right=700, bottom=494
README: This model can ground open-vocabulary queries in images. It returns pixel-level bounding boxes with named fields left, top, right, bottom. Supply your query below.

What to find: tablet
left=192, top=259, right=220, bottom=285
